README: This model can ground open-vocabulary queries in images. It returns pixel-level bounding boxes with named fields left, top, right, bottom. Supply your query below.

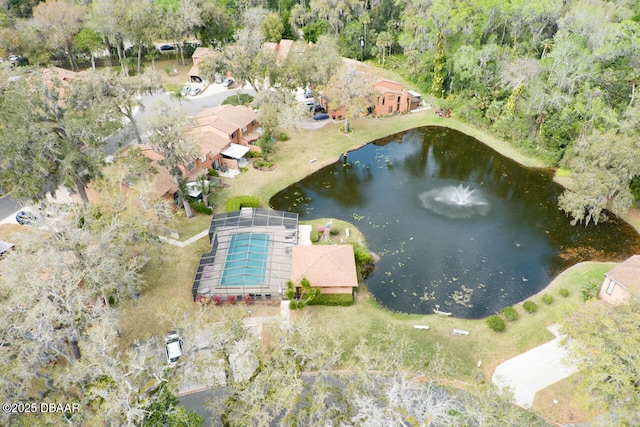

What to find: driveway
left=492, top=324, right=578, bottom=408
left=0, top=194, right=21, bottom=224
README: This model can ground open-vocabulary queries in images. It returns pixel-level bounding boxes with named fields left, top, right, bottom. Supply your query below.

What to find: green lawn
left=165, top=212, right=212, bottom=241
left=215, top=109, right=546, bottom=212
left=304, top=261, right=614, bottom=381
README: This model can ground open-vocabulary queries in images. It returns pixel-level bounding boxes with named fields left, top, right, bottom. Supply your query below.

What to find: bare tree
left=31, top=0, right=86, bottom=71
left=323, top=62, right=376, bottom=133
left=144, top=101, right=200, bottom=218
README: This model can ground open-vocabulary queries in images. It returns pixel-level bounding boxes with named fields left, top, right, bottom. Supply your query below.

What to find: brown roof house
left=290, top=245, right=358, bottom=297
left=262, top=39, right=295, bottom=61
left=599, top=255, right=640, bottom=305
left=189, top=47, right=215, bottom=84
left=324, top=75, right=421, bottom=121
left=372, top=78, right=421, bottom=117
left=187, top=105, right=261, bottom=176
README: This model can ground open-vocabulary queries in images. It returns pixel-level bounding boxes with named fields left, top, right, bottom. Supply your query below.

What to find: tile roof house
left=324, top=76, right=421, bottom=121
left=372, top=78, right=421, bottom=116
left=599, top=255, right=640, bottom=305
left=262, top=39, right=295, bottom=61
left=186, top=105, right=261, bottom=177
left=189, top=47, right=214, bottom=83
left=290, top=245, right=358, bottom=297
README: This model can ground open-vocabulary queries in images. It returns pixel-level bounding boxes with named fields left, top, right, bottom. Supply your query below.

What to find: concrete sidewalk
left=492, top=324, right=577, bottom=408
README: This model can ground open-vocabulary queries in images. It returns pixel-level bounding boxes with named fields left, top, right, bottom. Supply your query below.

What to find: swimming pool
left=221, top=233, right=270, bottom=286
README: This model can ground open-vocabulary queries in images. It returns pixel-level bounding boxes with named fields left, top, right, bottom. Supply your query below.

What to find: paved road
left=0, top=194, right=21, bottom=224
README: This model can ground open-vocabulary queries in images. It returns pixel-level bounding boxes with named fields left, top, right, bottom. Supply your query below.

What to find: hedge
left=226, top=195, right=259, bottom=212
left=307, top=293, right=354, bottom=306
left=558, top=288, right=569, bottom=298
left=189, top=202, right=213, bottom=215
left=541, top=294, right=554, bottom=305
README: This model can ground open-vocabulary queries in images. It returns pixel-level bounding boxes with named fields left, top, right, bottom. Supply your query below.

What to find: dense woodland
left=1, top=0, right=640, bottom=425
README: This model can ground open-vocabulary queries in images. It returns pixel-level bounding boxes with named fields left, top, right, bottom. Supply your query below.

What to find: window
left=187, top=162, right=194, bottom=170
left=201, top=155, right=207, bottom=163
left=242, top=126, right=247, bottom=132
left=381, top=97, right=385, bottom=106
left=231, top=131, right=236, bottom=139
left=388, top=106, right=393, bottom=113
left=606, top=280, right=616, bottom=295
left=251, top=120, right=255, bottom=126
left=389, top=95, right=395, bottom=100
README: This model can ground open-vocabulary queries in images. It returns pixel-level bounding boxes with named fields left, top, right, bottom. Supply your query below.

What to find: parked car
left=189, top=86, right=202, bottom=96
left=179, top=85, right=191, bottom=97
left=165, top=332, right=183, bottom=368
left=313, top=113, right=330, bottom=120
left=222, top=77, right=234, bottom=87
left=303, top=89, right=314, bottom=98
left=159, top=44, right=176, bottom=51
left=312, top=105, right=326, bottom=113
left=15, top=211, right=39, bottom=226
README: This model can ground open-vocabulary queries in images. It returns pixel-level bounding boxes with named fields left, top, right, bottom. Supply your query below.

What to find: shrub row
left=189, top=202, right=213, bottom=215
left=307, top=293, right=354, bottom=306
left=226, top=195, right=259, bottom=212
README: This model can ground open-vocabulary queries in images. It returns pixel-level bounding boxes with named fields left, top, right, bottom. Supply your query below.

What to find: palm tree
left=359, top=12, right=371, bottom=60
left=376, top=32, right=393, bottom=66
left=195, top=175, right=212, bottom=207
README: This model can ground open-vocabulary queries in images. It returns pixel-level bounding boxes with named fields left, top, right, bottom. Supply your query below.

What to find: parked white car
left=165, top=332, right=183, bottom=368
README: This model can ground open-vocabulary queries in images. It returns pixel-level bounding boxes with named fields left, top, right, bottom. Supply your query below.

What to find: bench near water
left=413, top=325, right=430, bottom=330
left=452, top=329, right=470, bottom=336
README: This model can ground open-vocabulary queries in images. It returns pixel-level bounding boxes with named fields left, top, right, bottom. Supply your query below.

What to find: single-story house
left=290, top=245, right=358, bottom=297
left=599, top=255, right=640, bottom=305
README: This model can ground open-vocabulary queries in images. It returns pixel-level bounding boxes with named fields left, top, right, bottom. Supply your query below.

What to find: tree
left=375, top=30, right=393, bottom=65
left=431, top=31, right=445, bottom=97
left=31, top=0, right=86, bottom=71
left=562, top=297, right=640, bottom=423
left=162, top=0, right=204, bottom=66
left=0, top=70, right=124, bottom=203
left=323, top=62, right=376, bottom=133
left=73, top=27, right=105, bottom=71
left=111, top=72, right=164, bottom=145
left=144, top=101, right=200, bottom=218
left=262, top=12, right=284, bottom=43
left=122, top=0, right=161, bottom=76
left=87, top=0, right=129, bottom=75
left=558, top=130, right=640, bottom=225
left=359, top=11, right=371, bottom=58
left=143, top=385, right=205, bottom=427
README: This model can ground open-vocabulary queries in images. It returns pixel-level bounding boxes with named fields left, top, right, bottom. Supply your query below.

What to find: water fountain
left=419, top=184, right=490, bottom=219
left=270, top=127, right=640, bottom=318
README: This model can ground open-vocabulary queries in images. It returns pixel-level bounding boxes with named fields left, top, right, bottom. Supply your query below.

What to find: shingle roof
left=605, top=255, right=640, bottom=293
left=290, top=245, right=358, bottom=290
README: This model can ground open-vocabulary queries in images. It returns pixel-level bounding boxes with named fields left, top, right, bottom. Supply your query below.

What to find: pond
left=270, top=127, right=640, bottom=318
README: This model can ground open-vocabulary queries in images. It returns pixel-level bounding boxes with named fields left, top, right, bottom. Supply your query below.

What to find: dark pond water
left=270, top=127, right=640, bottom=318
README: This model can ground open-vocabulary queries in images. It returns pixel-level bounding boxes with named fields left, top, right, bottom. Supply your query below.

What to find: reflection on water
left=270, top=127, right=640, bottom=318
